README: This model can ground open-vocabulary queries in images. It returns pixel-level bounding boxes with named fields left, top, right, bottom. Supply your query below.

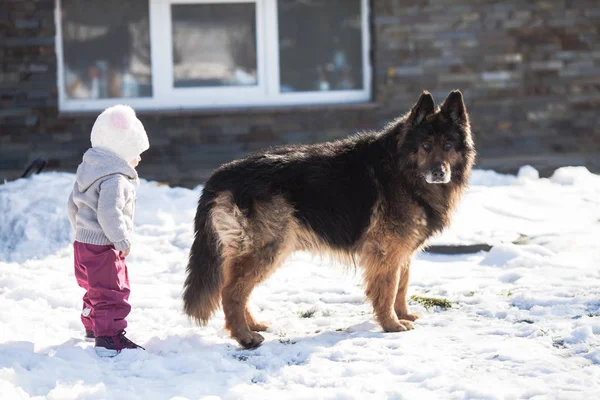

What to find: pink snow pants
left=73, top=242, right=131, bottom=337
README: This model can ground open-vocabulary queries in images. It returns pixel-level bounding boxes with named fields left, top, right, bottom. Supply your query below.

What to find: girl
left=67, top=104, right=149, bottom=357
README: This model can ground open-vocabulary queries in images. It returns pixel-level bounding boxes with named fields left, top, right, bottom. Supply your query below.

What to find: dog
left=183, top=90, right=475, bottom=348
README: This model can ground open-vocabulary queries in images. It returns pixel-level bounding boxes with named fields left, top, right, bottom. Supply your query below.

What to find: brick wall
left=1, top=0, right=599, bottom=187
left=372, top=0, right=600, bottom=174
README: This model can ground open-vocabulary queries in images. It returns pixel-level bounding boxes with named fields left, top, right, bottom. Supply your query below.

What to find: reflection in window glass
left=61, top=0, right=152, bottom=99
left=278, top=0, right=363, bottom=93
left=171, top=3, right=257, bottom=88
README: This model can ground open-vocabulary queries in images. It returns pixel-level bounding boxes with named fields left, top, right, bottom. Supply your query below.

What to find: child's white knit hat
left=90, top=104, right=149, bottom=162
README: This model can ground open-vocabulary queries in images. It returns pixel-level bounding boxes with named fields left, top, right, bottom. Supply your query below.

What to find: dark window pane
left=278, top=0, right=363, bottom=93
left=172, top=3, right=257, bottom=88
left=61, top=0, right=152, bottom=99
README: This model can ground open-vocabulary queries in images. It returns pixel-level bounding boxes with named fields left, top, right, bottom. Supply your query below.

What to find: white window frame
left=55, top=0, right=371, bottom=112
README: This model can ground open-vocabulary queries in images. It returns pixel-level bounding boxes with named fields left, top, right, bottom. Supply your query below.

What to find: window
left=171, top=3, right=258, bottom=88
left=58, top=0, right=152, bottom=101
left=56, top=0, right=371, bottom=111
left=278, top=0, right=364, bottom=93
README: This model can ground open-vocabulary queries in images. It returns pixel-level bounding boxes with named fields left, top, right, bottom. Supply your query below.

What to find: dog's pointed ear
left=441, top=90, right=468, bottom=125
left=407, top=91, right=435, bottom=126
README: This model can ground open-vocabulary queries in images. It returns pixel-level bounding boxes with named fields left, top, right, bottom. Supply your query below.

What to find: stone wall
left=1, top=0, right=599, bottom=187
left=372, top=0, right=600, bottom=174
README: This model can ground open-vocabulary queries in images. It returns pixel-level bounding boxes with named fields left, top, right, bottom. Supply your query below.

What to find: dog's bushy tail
left=183, top=193, right=223, bottom=325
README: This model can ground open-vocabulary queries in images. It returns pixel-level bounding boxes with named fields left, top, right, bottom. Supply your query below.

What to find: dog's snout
left=425, top=164, right=451, bottom=184
left=432, top=166, right=446, bottom=180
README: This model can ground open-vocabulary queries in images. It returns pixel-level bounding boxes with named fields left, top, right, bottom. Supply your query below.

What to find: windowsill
left=58, top=101, right=381, bottom=118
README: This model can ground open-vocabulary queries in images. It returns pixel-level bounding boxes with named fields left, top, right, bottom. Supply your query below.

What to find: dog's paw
left=398, top=319, right=415, bottom=330
left=396, top=312, right=420, bottom=322
left=248, top=321, right=269, bottom=332
left=382, top=319, right=413, bottom=332
left=237, top=332, right=265, bottom=349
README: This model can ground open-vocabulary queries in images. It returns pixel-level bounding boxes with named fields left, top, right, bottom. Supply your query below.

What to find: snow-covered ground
left=1, top=166, right=599, bottom=400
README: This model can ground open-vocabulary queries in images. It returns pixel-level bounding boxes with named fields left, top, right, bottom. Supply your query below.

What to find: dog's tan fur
left=183, top=90, right=475, bottom=348
left=208, top=184, right=462, bottom=346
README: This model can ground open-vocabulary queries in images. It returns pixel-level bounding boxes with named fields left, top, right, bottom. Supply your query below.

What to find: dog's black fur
left=184, top=90, right=475, bottom=348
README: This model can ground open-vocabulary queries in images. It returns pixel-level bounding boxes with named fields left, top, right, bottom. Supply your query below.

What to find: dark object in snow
left=21, top=158, right=47, bottom=178
left=424, top=234, right=530, bottom=254
left=424, top=243, right=492, bottom=254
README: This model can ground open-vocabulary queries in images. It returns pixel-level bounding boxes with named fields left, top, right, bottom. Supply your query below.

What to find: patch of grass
left=410, top=295, right=452, bottom=310
left=588, top=312, right=600, bottom=318
left=465, top=291, right=476, bottom=297
left=335, top=328, right=345, bottom=332
left=517, top=319, right=534, bottom=324
left=298, top=309, right=317, bottom=318
left=234, top=354, right=249, bottom=361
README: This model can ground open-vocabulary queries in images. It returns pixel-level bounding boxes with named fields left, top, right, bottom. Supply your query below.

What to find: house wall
left=1, top=0, right=599, bottom=187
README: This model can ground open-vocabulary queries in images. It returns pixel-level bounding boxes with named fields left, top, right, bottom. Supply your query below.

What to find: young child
left=67, top=104, right=149, bottom=357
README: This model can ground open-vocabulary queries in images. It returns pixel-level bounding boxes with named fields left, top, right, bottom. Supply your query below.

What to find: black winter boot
left=94, top=330, right=144, bottom=357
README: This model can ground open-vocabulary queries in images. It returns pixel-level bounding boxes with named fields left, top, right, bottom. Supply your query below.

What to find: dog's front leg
left=394, top=261, right=420, bottom=322
left=360, top=241, right=414, bottom=332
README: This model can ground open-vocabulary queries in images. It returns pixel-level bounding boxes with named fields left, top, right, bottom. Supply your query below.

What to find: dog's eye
left=422, top=143, right=432, bottom=152
left=443, top=142, right=453, bottom=151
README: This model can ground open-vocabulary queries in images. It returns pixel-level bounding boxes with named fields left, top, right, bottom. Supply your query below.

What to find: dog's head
left=400, top=90, right=474, bottom=185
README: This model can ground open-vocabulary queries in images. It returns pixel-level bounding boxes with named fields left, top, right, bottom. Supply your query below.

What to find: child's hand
left=120, top=248, right=131, bottom=258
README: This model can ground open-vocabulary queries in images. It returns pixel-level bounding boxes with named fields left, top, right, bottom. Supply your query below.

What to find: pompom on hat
left=90, top=105, right=149, bottom=162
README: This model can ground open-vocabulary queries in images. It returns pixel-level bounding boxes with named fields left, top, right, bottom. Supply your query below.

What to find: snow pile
left=0, top=166, right=599, bottom=399
left=0, top=174, right=74, bottom=263
left=550, top=166, right=600, bottom=186
left=0, top=173, right=201, bottom=263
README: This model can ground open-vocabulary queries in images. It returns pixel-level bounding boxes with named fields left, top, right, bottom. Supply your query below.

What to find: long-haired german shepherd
left=183, top=90, right=475, bottom=348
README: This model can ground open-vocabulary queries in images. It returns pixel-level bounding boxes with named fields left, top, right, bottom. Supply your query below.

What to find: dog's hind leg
left=218, top=194, right=294, bottom=347
left=222, top=242, right=289, bottom=347
left=222, top=255, right=269, bottom=348
left=242, top=244, right=283, bottom=333
left=360, top=237, right=415, bottom=332
left=394, top=260, right=420, bottom=322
